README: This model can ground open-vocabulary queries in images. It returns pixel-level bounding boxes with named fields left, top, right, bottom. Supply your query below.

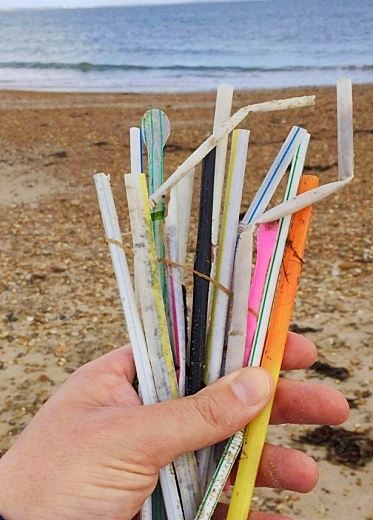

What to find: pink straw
left=243, top=220, right=279, bottom=367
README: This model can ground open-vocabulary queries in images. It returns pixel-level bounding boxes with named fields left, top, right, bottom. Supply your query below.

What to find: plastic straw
left=337, top=77, right=354, bottom=180
left=226, top=174, right=319, bottom=520
left=205, top=129, right=250, bottom=385
left=194, top=429, right=245, bottom=520
left=166, top=169, right=195, bottom=396
left=225, top=127, right=306, bottom=373
left=238, top=126, right=306, bottom=229
left=124, top=173, right=201, bottom=520
left=130, top=126, right=143, bottom=174
left=124, top=172, right=178, bottom=400
left=223, top=223, right=254, bottom=375
left=243, top=220, right=279, bottom=366
left=249, top=133, right=310, bottom=368
left=188, top=148, right=216, bottom=396
left=197, top=129, right=249, bottom=488
left=149, top=96, right=315, bottom=207
left=254, top=78, right=353, bottom=223
left=93, top=173, right=183, bottom=520
left=210, top=83, right=234, bottom=274
left=165, top=184, right=187, bottom=395
left=175, top=169, right=195, bottom=267
left=211, top=83, right=234, bottom=235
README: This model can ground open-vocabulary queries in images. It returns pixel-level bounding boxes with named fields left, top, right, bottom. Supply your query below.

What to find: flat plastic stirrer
left=142, top=109, right=171, bottom=305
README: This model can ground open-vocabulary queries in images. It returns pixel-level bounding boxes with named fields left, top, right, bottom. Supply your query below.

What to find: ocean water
left=0, top=0, right=372, bottom=92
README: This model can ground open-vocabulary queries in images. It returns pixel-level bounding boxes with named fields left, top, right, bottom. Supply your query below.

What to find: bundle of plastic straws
left=94, top=77, right=354, bottom=520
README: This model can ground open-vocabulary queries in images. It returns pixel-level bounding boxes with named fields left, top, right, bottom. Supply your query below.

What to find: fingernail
left=230, top=368, right=273, bottom=406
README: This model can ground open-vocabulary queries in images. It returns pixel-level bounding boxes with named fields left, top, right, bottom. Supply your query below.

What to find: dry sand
left=0, top=84, right=372, bottom=518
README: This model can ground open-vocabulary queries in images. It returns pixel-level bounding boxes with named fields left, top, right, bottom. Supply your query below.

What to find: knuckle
left=191, top=393, right=231, bottom=432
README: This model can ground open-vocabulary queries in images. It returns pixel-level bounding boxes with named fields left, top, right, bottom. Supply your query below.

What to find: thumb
left=133, top=367, right=274, bottom=469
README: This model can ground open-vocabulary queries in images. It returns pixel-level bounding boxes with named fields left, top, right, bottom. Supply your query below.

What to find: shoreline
left=0, top=81, right=372, bottom=94
left=0, top=83, right=373, bottom=519
left=0, top=79, right=372, bottom=95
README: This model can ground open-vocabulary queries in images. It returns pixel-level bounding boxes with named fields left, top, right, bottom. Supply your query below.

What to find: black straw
left=187, top=147, right=216, bottom=395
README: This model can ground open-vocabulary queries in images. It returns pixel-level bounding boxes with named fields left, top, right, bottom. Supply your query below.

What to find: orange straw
left=227, top=174, right=319, bottom=520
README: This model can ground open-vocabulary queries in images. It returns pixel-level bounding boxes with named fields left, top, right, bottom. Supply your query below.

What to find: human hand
left=0, top=333, right=349, bottom=520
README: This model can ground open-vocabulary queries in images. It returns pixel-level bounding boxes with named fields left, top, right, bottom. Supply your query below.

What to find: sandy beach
left=0, top=84, right=372, bottom=519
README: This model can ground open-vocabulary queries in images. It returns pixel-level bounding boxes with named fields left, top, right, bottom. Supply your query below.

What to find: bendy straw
left=149, top=95, right=315, bottom=207
left=226, top=174, right=319, bottom=520
left=124, top=173, right=201, bottom=520
left=188, top=147, right=216, bottom=396
left=93, top=173, right=183, bottom=520
left=224, top=126, right=306, bottom=373
left=243, top=78, right=353, bottom=226
left=248, top=132, right=310, bottom=368
left=238, top=125, right=306, bottom=229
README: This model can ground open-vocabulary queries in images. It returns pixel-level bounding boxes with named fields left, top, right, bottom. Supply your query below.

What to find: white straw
left=165, top=188, right=187, bottom=396
left=130, top=127, right=142, bottom=174
left=175, top=169, right=195, bottom=269
left=224, top=222, right=255, bottom=373
left=93, top=173, right=183, bottom=520
left=124, top=173, right=201, bottom=520
left=149, top=95, right=315, bottom=206
left=255, top=78, right=354, bottom=223
left=205, top=129, right=250, bottom=384
left=337, top=77, right=354, bottom=181
left=211, top=83, right=234, bottom=257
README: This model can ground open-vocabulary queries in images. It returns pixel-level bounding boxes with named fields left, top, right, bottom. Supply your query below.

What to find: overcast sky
left=0, top=0, right=238, bottom=8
